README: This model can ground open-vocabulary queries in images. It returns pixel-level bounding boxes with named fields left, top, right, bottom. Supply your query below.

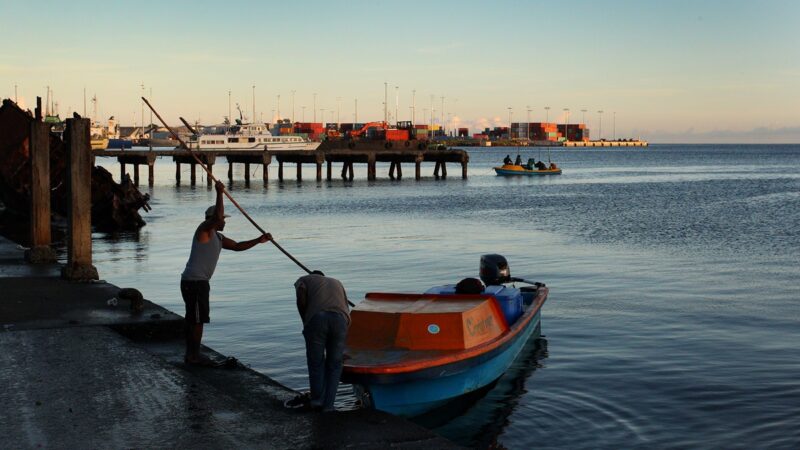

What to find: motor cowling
left=480, top=254, right=511, bottom=286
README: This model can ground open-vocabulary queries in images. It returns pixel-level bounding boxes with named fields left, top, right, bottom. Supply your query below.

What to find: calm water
left=90, top=144, right=800, bottom=449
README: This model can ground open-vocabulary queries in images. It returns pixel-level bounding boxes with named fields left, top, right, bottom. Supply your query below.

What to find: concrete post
left=415, top=155, right=423, bottom=180
left=228, top=162, right=234, bottom=181
left=133, top=163, right=140, bottom=186
left=326, top=160, right=332, bottom=181
left=147, top=154, right=156, bottom=186
left=297, top=162, right=302, bottom=181
left=190, top=162, right=196, bottom=185
left=27, top=119, right=56, bottom=263
left=367, top=154, right=376, bottom=181
left=278, top=161, right=284, bottom=182
left=397, top=161, right=403, bottom=179
left=62, top=118, right=98, bottom=281
left=244, top=163, right=251, bottom=184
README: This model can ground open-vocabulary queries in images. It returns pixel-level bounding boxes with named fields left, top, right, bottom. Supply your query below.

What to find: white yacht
left=187, top=121, right=319, bottom=152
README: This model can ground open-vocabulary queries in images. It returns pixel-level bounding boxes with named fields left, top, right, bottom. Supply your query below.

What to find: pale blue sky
left=2, top=0, right=799, bottom=142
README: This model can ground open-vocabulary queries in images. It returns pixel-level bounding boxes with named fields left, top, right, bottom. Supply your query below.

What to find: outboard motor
left=480, top=254, right=511, bottom=286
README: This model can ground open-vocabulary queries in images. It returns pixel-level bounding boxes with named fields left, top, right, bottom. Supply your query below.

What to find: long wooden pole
left=142, top=97, right=311, bottom=274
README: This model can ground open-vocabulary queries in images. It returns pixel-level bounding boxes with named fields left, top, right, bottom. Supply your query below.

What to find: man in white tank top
left=180, top=181, right=271, bottom=366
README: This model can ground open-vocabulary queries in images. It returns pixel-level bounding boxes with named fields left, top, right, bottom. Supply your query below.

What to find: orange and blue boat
left=493, top=163, right=562, bottom=176
left=342, top=255, right=549, bottom=417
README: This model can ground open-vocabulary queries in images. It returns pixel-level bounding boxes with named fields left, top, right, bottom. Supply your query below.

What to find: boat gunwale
left=343, top=287, right=548, bottom=377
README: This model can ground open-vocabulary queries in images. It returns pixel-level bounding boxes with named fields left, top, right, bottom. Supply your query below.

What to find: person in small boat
left=535, top=160, right=547, bottom=170
left=180, top=181, right=271, bottom=366
left=503, top=154, right=513, bottom=165
left=294, top=270, right=351, bottom=412
left=514, top=154, right=522, bottom=165
left=549, top=162, right=558, bottom=170
left=524, top=158, right=536, bottom=170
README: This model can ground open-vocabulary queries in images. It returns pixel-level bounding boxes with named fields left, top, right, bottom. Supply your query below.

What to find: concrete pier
left=0, top=236, right=459, bottom=448
left=93, top=144, right=470, bottom=185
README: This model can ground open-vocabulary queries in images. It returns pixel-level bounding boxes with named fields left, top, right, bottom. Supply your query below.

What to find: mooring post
left=27, top=102, right=56, bottom=263
left=175, top=161, right=181, bottom=183
left=415, top=155, right=423, bottom=180
left=316, top=162, right=322, bottom=181
left=367, top=154, right=376, bottom=181
left=244, top=162, right=250, bottom=182
left=326, top=160, right=332, bottom=181
left=297, top=162, right=303, bottom=181
left=262, top=152, right=271, bottom=188
left=133, top=163, right=140, bottom=186
left=278, top=160, right=284, bottom=182
left=190, top=161, right=196, bottom=185
left=147, top=154, right=156, bottom=186
left=228, top=161, right=234, bottom=181
left=461, top=160, right=468, bottom=179
left=206, top=154, right=215, bottom=186
left=62, top=118, right=98, bottom=281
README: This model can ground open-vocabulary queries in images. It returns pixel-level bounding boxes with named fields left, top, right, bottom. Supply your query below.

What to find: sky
left=2, top=0, right=799, bottom=143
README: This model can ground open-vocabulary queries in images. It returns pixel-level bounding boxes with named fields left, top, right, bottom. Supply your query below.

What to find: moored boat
left=493, top=163, right=562, bottom=176
left=342, top=255, right=549, bottom=417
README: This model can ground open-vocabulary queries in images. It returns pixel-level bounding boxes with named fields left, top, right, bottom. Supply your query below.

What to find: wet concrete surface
left=0, top=236, right=461, bottom=449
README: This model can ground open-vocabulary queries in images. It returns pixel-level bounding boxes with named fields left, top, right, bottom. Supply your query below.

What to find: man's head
left=205, top=206, right=230, bottom=230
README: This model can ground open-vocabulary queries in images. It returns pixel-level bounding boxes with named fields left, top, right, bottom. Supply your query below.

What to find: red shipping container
left=386, top=129, right=410, bottom=141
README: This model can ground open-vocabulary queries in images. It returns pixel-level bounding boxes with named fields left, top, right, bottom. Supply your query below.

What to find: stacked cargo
left=557, top=124, right=590, bottom=142
left=385, top=129, right=410, bottom=141
left=511, top=123, right=562, bottom=141
left=294, top=122, right=326, bottom=140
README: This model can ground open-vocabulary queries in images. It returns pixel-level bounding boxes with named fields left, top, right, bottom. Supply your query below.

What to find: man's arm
left=195, top=181, right=226, bottom=243
left=221, top=233, right=272, bottom=251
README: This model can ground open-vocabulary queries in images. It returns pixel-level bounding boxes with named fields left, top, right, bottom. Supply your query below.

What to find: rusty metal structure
left=0, top=99, right=150, bottom=231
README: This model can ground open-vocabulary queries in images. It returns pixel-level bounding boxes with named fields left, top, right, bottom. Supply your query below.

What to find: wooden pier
left=93, top=142, right=469, bottom=187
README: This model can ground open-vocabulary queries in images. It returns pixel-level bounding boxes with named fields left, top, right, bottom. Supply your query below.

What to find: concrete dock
left=0, top=235, right=460, bottom=449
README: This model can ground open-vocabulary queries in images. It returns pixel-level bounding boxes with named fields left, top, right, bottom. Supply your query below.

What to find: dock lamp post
left=613, top=111, right=617, bottom=140
left=597, top=110, right=603, bottom=140
left=544, top=106, right=550, bottom=123
left=507, top=107, right=513, bottom=140
left=313, top=93, right=317, bottom=122
left=526, top=105, right=532, bottom=140
left=563, top=108, right=570, bottom=142
left=291, top=90, right=296, bottom=123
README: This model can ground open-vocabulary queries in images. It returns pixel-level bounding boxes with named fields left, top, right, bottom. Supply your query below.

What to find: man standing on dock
left=294, top=271, right=351, bottom=412
left=180, top=180, right=271, bottom=366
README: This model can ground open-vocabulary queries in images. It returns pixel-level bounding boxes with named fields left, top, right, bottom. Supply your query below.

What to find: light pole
left=354, top=98, right=358, bottom=124
left=228, top=89, right=231, bottom=129
left=412, top=89, right=416, bottom=124
left=252, top=85, right=256, bottom=124
left=14, top=84, right=18, bottom=103
left=313, top=93, right=317, bottom=122
left=336, top=97, right=341, bottom=127
left=276, top=94, right=280, bottom=121
left=526, top=105, right=532, bottom=140
left=544, top=106, right=550, bottom=123
left=395, top=86, right=399, bottom=126
left=597, top=110, right=603, bottom=140
left=384, top=82, right=388, bottom=124
left=613, top=111, right=617, bottom=140
left=301, top=106, right=306, bottom=122
left=440, top=96, right=445, bottom=134
left=507, top=107, right=513, bottom=139
left=291, top=90, right=296, bottom=123
left=563, top=108, right=570, bottom=142
left=581, top=109, right=587, bottom=126
left=141, top=83, right=145, bottom=137
left=320, top=108, right=326, bottom=125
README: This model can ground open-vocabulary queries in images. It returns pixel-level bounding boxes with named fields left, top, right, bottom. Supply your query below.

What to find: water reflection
left=415, top=333, right=549, bottom=448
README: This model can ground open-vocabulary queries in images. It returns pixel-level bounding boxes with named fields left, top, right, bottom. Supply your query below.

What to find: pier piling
left=62, top=118, right=98, bottom=281
left=26, top=100, right=56, bottom=263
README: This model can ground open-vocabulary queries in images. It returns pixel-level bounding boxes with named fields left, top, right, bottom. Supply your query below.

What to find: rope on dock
left=141, top=97, right=312, bottom=274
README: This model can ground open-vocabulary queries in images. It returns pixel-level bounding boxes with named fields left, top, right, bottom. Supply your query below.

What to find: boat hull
left=349, top=308, right=542, bottom=417
left=494, top=165, right=561, bottom=176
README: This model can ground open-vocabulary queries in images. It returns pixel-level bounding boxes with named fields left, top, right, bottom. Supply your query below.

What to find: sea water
left=92, top=144, right=800, bottom=449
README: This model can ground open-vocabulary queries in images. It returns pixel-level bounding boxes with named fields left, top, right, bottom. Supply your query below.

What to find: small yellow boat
left=493, top=164, right=562, bottom=176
